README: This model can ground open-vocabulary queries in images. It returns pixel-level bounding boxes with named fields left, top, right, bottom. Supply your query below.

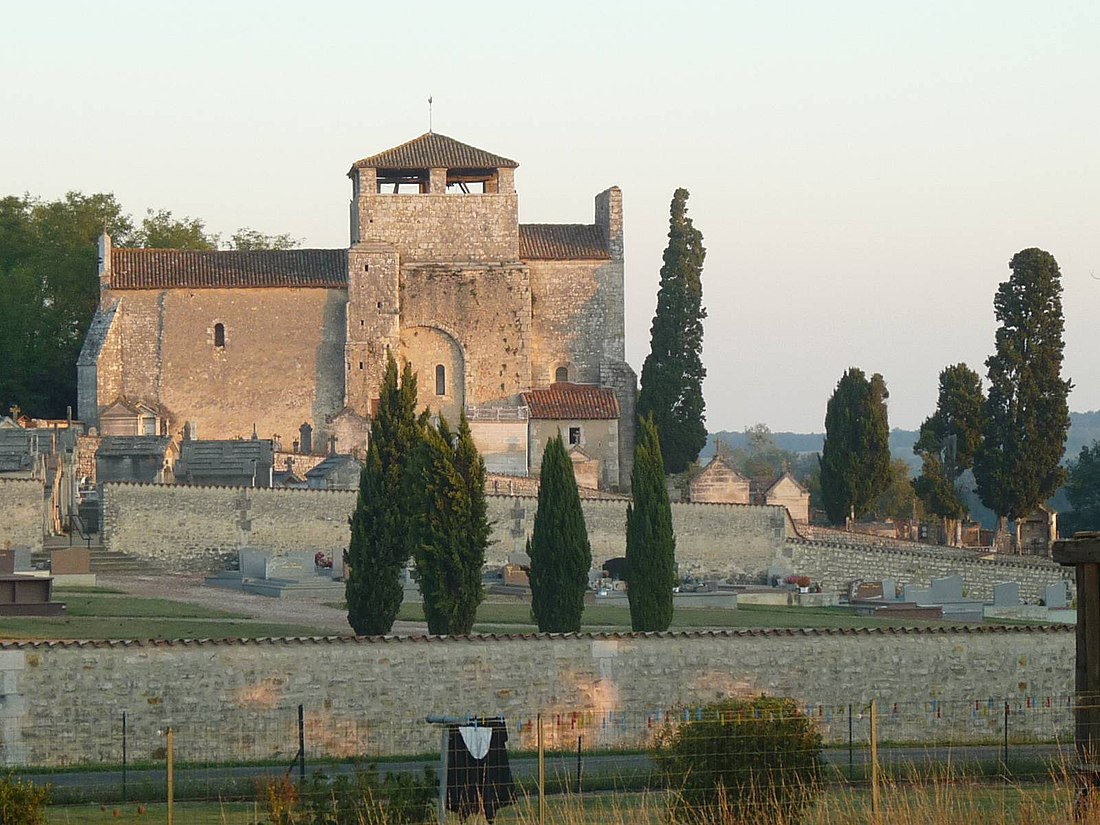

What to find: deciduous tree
left=819, top=368, right=891, bottom=524
left=974, top=248, right=1072, bottom=532
left=625, top=416, right=677, bottom=631
left=345, top=354, right=421, bottom=635
left=637, top=188, right=707, bottom=474
left=528, top=434, right=591, bottom=633
left=412, top=412, right=490, bottom=635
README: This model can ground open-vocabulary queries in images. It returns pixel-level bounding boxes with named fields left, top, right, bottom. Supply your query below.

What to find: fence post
left=537, top=713, right=545, bottom=825
left=121, top=711, right=127, bottom=802
left=298, top=704, right=306, bottom=781
left=870, top=700, right=880, bottom=821
left=576, top=735, right=583, bottom=794
left=1003, top=701, right=1010, bottom=770
left=848, top=703, right=854, bottom=781
left=166, top=727, right=175, bottom=825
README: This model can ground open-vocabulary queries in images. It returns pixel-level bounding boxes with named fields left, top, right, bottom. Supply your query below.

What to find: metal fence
left=5, top=696, right=1084, bottom=811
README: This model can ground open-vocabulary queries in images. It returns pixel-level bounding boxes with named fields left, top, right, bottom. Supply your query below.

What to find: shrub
left=654, top=695, right=822, bottom=824
left=0, top=774, right=51, bottom=825
left=260, top=765, right=436, bottom=824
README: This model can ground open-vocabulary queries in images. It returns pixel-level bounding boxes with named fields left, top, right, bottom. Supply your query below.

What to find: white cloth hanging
left=459, top=725, right=492, bottom=760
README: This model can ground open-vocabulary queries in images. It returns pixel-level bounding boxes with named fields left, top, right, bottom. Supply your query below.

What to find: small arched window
left=555, top=366, right=569, bottom=382
left=435, top=364, right=446, bottom=396
left=213, top=323, right=225, bottom=348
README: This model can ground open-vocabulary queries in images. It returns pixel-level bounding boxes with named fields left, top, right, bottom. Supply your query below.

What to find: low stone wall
left=0, top=478, right=43, bottom=552
left=0, top=627, right=1074, bottom=767
left=784, top=538, right=1075, bottom=602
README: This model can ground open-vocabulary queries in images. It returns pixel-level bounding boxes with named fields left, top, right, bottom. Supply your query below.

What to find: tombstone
left=0, top=548, right=31, bottom=575
left=881, top=578, right=897, bottom=602
left=238, top=548, right=270, bottom=579
left=265, top=551, right=317, bottom=582
left=903, top=583, right=930, bottom=603
left=299, top=422, right=313, bottom=455
left=51, top=548, right=91, bottom=576
left=929, top=575, right=965, bottom=603
left=993, top=581, right=1021, bottom=607
left=1046, top=582, right=1069, bottom=609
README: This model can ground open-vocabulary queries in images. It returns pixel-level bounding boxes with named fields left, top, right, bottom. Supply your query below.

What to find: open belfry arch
left=77, top=131, right=636, bottom=489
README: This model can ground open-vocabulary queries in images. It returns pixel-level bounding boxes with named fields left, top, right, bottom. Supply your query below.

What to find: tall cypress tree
left=912, top=364, right=985, bottom=527
left=819, top=368, right=891, bottom=524
left=412, top=412, right=490, bottom=635
left=625, top=415, right=677, bottom=632
left=637, top=188, right=707, bottom=474
left=974, top=248, right=1072, bottom=530
left=345, top=353, right=421, bottom=635
left=528, top=434, right=591, bottom=633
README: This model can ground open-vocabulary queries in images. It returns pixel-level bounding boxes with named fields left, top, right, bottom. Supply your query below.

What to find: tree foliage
left=912, top=363, right=986, bottom=520
left=714, top=423, right=817, bottom=482
left=412, top=412, right=490, bottom=635
left=528, top=434, right=591, bottom=633
left=974, top=248, right=1072, bottom=523
left=654, top=695, right=823, bottom=825
left=819, top=368, right=891, bottom=524
left=132, top=208, right=217, bottom=249
left=228, top=227, right=300, bottom=250
left=345, top=354, right=421, bottom=635
left=871, top=458, right=918, bottom=521
left=625, top=416, right=677, bottom=631
left=1062, top=441, right=1100, bottom=536
left=637, top=188, right=707, bottom=474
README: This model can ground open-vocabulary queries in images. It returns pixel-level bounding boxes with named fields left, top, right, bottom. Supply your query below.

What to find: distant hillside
left=704, top=409, right=1100, bottom=468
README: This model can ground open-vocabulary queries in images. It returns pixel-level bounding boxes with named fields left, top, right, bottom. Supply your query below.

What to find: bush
left=654, top=695, right=822, bottom=824
left=0, top=774, right=51, bottom=825
left=261, top=765, right=436, bottom=824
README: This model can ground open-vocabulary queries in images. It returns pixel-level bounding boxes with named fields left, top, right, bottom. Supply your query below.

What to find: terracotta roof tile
left=350, top=132, right=518, bottom=171
left=520, top=224, right=610, bottom=261
left=522, top=383, right=620, bottom=420
left=110, top=249, right=347, bottom=290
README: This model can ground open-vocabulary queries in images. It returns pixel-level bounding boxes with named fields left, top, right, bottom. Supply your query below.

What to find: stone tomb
left=993, top=581, right=1021, bottom=607
left=206, top=547, right=345, bottom=600
left=0, top=548, right=65, bottom=617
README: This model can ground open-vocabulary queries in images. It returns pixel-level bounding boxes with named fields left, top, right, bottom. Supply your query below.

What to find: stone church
left=78, top=132, right=636, bottom=489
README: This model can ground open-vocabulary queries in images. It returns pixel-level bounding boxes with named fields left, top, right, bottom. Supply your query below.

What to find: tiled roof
left=96, top=436, right=173, bottom=457
left=0, top=429, right=36, bottom=473
left=304, top=454, right=361, bottom=479
left=522, top=383, right=620, bottom=420
left=520, top=224, right=610, bottom=261
left=178, top=439, right=273, bottom=474
left=110, top=249, right=347, bottom=290
left=350, top=132, right=518, bottom=171
left=0, top=625, right=1073, bottom=648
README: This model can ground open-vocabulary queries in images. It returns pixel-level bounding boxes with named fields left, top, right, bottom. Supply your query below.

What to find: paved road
left=16, top=742, right=1076, bottom=798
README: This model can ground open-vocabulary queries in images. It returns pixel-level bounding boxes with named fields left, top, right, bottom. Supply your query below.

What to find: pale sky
left=4, top=1, right=1098, bottom=432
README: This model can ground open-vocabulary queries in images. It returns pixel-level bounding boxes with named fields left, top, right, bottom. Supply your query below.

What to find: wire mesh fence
left=2, top=694, right=1087, bottom=814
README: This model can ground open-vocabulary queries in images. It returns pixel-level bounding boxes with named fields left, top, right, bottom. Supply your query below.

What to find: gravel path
left=97, top=573, right=428, bottom=636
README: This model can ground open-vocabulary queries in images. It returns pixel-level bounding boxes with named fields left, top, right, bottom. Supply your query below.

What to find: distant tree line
left=0, top=191, right=298, bottom=418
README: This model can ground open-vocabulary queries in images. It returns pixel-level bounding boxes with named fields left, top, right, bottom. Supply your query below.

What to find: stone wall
left=785, top=538, right=1075, bottom=602
left=98, top=287, right=347, bottom=444
left=0, top=479, right=43, bottom=551
left=0, top=626, right=1075, bottom=766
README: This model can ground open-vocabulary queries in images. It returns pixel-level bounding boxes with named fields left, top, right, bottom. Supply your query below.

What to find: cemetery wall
left=102, top=483, right=788, bottom=577
left=785, top=538, right=1075, bottom=603
left=0, top=626, right=1074, bottom=766
left=0, top=478, right=43, bottom=552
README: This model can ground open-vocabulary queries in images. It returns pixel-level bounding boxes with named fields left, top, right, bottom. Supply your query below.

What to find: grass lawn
left=392, top=600, right=987, bottom=632
left=0, top=593, right=330, bottom=640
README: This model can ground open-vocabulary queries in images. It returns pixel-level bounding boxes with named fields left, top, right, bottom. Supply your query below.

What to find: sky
left=4, top=1, right=1098, bottom=433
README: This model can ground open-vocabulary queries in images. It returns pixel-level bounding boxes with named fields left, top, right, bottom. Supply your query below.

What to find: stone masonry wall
left=358, top=194, right=520, bottom=262
left=0, top=627, right=1075, bottom=766
left=785, top=539, right=1075, bottom=602
left=0, top=479, right=43, bottom=551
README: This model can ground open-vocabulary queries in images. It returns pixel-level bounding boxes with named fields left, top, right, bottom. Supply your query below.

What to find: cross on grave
left=236, top=489, right=253, bottom=544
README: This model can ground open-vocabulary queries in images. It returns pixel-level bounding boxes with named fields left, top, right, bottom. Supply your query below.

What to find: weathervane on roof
left=428, top=95, right=433, bottom=133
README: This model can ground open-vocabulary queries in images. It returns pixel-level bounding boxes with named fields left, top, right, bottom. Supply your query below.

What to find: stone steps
left=33, top=545, right=162, bottom=575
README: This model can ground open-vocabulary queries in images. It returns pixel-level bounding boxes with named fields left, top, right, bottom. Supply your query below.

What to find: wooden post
left=166, top=727, right=175, bottom=825
left=870, top=700, right=880, bottom=821
left=538, top=713, right=545, bottom=825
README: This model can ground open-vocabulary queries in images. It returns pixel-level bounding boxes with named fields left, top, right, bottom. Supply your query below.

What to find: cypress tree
left=625, top=415, right=677, bottom=631
left=819, top=368, right=891, bottom=524
left=912, top=364, right=985, bottom=528
left=975, top=248, right=1072, bottom=530
left=412, top=412, right=490, bottom=635
left=528, top=434, right=591, bottom=633
left=637, top=188, right=707, bottom=474
left=345, top=353, right=421, bottom=635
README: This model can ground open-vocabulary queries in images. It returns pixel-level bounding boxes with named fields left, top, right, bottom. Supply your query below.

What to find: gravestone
left=881, top=578, right=897, bottom=601
left=903, top=583, right=930, bottom=603
left=265, top=551, right=316, bottom=581
left=992, top=581, right=1020, bottom=607
left=238, top=548, right=270, bottom=579
left=51, top=548, right=91, bottom=575
left=929, top=575, right=964, bottom=603
left=1046, top=582, right=1069, bottom=609
left=0, top=548, right=31, bottom=575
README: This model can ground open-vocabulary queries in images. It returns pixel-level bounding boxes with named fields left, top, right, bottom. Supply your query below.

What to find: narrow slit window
left=435, top=364, right=446, bottom=396
left=569, top=426, right=581, bottom=445
left=213, top=323, right=225, bottom=348
left=555, top=366, right=569, bottom=382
